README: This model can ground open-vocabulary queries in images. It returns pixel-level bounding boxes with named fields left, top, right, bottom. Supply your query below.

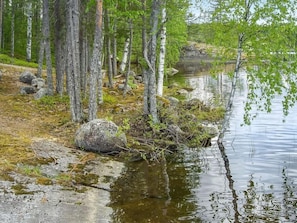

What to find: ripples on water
left=189, top=71, right=297, bottom=222
left=110, top=71, right=297, bottom=223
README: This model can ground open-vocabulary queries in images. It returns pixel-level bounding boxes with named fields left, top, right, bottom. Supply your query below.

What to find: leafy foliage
left=204, top=0, right=297, bottom=123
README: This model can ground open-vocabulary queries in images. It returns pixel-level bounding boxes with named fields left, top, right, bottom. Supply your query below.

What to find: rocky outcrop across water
left=176, top=42, right=214, bottom=74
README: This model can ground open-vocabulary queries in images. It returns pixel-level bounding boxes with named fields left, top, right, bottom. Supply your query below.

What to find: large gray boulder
left=75, top=119, right=127, bottom=154
left=19, top=71, right=36, bottom=84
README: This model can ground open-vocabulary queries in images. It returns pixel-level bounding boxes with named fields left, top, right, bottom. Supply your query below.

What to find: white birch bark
left=37, top=2, right=43, bottom=78
left=124, top=19, right=133, bottom=95
left=217, top=33, right=244, bottom=144
left=119, top=37, right=129, bottom=73
left=157, top=6, right=167, bottom=96
left=26, top=2, right=32, bottom=62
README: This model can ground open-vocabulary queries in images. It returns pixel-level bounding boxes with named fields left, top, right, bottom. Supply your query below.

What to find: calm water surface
left=110, top=71, right=297, bottom=222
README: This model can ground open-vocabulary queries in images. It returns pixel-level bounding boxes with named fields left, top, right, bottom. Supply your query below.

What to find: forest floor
left=0, top=64, right=125, bottom=222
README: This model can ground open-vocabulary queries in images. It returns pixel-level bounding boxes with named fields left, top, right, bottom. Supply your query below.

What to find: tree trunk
left=37, top=40, right=44, bottom=78
left=0, top=0, right=3, bottom=50
left=217, top=33, right=244, bottom=144
left=157, top=6, right=166, bottom=96
left=119, top=37, right=129, bottom=74
left=143, top=0, right=161, bottom=123
left=10, top=1, right=14, bottom=57
left=124, top=19, right=133, bottom=96
left=54, top=0, right=65, bottom=95
left=88, top=0, right=103, bottom=121
left=80, top=31, right=88, bottom=96
left=104, top=8, right=113, bottom=88
left=112, top=20, right=118, bottom=76
left=142, top=0, right=149, bottom=114
left=43, top=0, right=53, bottom=94
left=66, top=0, right=82, bottom=122
left=26, top=1, right=32, bottom=62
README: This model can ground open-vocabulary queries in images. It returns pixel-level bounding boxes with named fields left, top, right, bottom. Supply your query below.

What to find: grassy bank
left=0, top=59, right=224, bottom=188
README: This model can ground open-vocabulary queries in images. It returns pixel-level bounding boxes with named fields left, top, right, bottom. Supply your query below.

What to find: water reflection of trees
left=110, top=153, right=203, bottom=223
left=207, top=165, right=297, bottom=222
left=241, top=169, right=297, bottom=222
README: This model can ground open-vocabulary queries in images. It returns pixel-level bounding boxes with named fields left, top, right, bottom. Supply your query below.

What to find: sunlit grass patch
left=18, top=165, right=42, bottom=177
left=0, top=54, right=39, bottom=68
left=35, top=94, right=70, bottom=111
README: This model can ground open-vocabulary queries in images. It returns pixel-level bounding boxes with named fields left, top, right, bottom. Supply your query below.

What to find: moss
left=12, top=183, right=34, bottom=195
left=36, top=177, right=53, bottom=185
left=74, top=173, right=99, bottom=186
left=55, top=173, right=73, bottom=187
left=0, top=172, right=14, bottom=181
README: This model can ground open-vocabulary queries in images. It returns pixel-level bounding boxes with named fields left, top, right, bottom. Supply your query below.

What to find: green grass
left=0, top=54, right=39, bottom=68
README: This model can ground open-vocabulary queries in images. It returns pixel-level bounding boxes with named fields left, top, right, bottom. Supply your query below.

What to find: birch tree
left=26, top=1, right=32, bottom=62
left=88, top=0, right=103, bottom=121
left=207, top=0, right=297, bottom=140
left=123, top=19, right=133, bottom=95
left=119, top=37, right=130, bottom=74
left=157, top=2, right=166, bottom=96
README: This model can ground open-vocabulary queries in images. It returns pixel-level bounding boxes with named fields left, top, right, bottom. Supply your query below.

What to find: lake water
left=110, top=70, right=297, bottom=222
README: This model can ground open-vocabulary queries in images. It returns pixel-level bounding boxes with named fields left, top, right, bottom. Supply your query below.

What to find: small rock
left=31, top=78, right=45, bottom=90
left=166, top=96, right=180, bottom=107
left=20, top=86, right=36, bottom=95
left=177, top=89, right=188, bottom=97
left=167, top=83, right=179, bottom=88
left=34, top=88, right=49, bottom=100
left=166, top=68, right=179, bottom=76
left=129, top=71, right=136, bottom=77
left=203, top=125, right=219, bottom=137
left=118, top=83, right=132, bottom=92
left=19, top=71, right=36, bottom=84
left=135, top=75, right=143, bottom=82
left=168, top=124, right=186, bottom=136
